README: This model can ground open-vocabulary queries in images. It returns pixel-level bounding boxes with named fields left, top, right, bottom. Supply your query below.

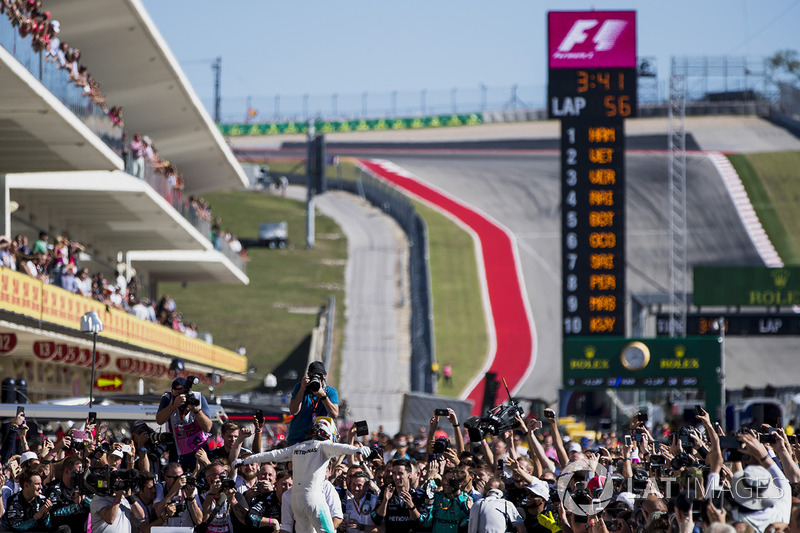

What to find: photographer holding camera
left=287, top=361, right=339, bottom=444
left=153, top=462, right=203, bottom=528
left=155, top=376, right=213, bottom=471
left=89, top=469, right=146, bottom=533
left=45, top=454, right=91, bottom=533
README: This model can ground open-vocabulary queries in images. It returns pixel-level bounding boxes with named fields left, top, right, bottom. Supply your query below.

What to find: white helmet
left=310, top=417, right=338, bottom=441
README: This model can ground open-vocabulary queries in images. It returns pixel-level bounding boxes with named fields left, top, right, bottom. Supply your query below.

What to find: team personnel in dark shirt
left=372, top=460, right=426, bottom=533
left=4, top=470, right=52, bottom=532
left=45, top=455, right=92, bottom=533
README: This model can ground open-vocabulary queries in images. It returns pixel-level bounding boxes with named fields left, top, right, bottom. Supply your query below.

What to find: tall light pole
left=81, top=311, right=103, bottom=408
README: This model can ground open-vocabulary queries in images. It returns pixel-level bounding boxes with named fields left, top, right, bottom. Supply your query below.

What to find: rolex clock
left=620, top=341, right=650, bottom=371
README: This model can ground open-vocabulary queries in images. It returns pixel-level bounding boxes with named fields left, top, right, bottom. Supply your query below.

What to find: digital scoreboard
left=548, top=10, right=637, bottom=337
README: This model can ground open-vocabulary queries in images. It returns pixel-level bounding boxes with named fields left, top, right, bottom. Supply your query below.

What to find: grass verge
left=263, top=159, right=489, bottom=397
left=728, top=152, right=800, bottom=264
left=160, top=190, right=347, bottom=393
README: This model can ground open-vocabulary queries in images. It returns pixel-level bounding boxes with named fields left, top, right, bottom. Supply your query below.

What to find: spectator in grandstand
left=0, top=237, right=13, bottom=269
left=156, top=377, right=213, bottom=472
left=75, top=267, right=92, bottom=297
left=287, top=361, right=340, bottom=444
left=31, top=231, right=48, bottom=255
left=129, top=133, right=145, bottom=178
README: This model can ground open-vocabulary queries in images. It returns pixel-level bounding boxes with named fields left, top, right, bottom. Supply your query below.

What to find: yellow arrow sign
left=96, top=376, right=122, bottom=388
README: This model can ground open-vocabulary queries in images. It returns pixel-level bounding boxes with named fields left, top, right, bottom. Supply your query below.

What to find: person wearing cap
left=519, top=477, right=559, bottom=533
left=156, top=376, right=213, bottom=472
left=708, top=431, right=791, bottom=533
left=287, top=361, right=339, bottom=444
left=468, top=476, right=525, bottom=533
left=3, top=469, right=52, bottom=531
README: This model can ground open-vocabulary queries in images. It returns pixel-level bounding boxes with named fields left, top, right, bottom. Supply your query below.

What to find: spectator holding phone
left=287, top=361, right=339, bottom=444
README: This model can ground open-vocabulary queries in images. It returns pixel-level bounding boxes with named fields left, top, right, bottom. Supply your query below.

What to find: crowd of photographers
left=0, top=368, right=798, bottom=533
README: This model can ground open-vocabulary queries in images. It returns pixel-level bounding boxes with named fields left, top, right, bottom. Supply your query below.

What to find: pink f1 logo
left=548, top=11, right=637, bottom=69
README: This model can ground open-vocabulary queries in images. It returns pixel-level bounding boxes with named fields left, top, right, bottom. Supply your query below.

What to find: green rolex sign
left=563, top=337, right=722, bottom=415
left=693, top=266, right=800, bottom=306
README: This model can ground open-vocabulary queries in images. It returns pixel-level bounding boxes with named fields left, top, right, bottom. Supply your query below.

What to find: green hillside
left=160, top=190, right=347, bottom=393
left=729, top=151, right=800, bottom=264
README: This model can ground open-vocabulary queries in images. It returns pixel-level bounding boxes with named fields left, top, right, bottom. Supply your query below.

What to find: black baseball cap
left=172, top=377, right=188, bottom=390
left=308, top=361, right=326, bottom=375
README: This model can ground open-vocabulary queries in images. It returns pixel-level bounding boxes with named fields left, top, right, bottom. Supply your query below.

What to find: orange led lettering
left=589, top=295, right=617, bottom=311
left=589, top=148, right=613, bottom=164
left=589, top=274, right=616, bottom=290
left=589, top=169, right=616, bottom=185
left=590, top=317, right=616, bottom=332
left=588, top=127, right=616, bottom=143
left=589, top=232, right=616, bottom=248
left=589, top=190, right=614, bottom=206
left=589, top=211, right=615, bottom=227
left=590, top=253, right=615, bottom=269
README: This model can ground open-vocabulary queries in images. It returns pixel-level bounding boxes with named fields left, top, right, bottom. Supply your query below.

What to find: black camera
left=83, top=466, right=141, bottom=495
left=172, top=501, right=187, bottom=514
left=758, top=430, right=779, bottom=444
left=220, top=477, right=236, bottom=491
left=671, top=452, right=695, bottom=470
left=308, top=373, right=324, bottom=393
left=463, top=400, right=523, bottom=441
left=183, top=376, right=200, bottom=407
left=151, top=432, right=175, bottom=445
left=183, top=474, right=197, bottom=486
left=432, top=437, right=450, bottom=455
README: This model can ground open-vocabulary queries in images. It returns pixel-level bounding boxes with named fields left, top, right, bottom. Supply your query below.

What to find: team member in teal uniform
left=419, top=467, right=472, bottom=533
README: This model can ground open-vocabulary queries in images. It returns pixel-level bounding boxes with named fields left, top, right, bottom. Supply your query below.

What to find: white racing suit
left=240, top=440, right=369, bottom=533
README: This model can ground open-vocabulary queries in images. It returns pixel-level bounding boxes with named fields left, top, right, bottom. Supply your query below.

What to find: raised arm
left=544, top=409, right=568, bottom=468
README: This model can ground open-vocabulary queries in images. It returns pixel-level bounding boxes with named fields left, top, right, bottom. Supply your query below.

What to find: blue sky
left=141, top=0, right=799, bottom=121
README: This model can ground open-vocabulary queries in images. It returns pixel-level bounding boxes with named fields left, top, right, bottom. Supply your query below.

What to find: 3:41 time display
left=577, top=70, right=628, bottom=93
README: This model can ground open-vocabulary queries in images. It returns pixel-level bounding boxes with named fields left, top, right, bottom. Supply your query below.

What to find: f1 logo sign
left=558, top=19, right=628, bottom=53
left=549, top=11, right=636, bottom=69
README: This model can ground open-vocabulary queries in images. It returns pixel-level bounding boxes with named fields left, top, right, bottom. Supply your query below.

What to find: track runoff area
left=360, top=11, right=775, bottom=421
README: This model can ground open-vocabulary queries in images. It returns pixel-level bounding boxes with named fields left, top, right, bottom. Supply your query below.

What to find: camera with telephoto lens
left=183, top=376, right=200, bottom=407
left=83, top=466, right=141, bottom=495
left=463, top=400, right=523, bottom=442
left=307, top=373, right=324, bottom=393
left=671, top=452, right=695, bottom=471
left=151, top=432, right=175, bottom=446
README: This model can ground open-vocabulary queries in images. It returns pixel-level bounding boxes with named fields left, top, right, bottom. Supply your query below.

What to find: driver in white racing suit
left=233, top=417, right=370, bottom=533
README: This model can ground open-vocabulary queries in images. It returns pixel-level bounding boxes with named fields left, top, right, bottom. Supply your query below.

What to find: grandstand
left=0, top=0, right=250, bottom=401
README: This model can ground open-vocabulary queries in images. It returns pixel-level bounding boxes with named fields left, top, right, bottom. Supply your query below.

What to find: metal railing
left=0, top=17, right=123, bottom=154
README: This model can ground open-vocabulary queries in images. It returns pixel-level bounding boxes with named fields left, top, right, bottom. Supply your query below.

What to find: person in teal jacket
left=419, top=467, right=473, bottom=533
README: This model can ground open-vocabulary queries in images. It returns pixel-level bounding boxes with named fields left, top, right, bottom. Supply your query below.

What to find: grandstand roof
left=8, top=171, right=249, bottom=285
left=49, top=0, right=248, bottom=195
left=0, top=47, right=123, bottom=174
